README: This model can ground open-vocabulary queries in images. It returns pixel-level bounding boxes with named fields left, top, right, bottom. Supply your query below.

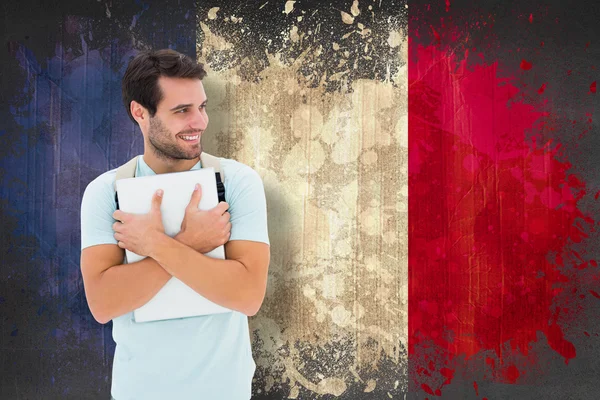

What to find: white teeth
left=180, top=135, right=199, bottom=141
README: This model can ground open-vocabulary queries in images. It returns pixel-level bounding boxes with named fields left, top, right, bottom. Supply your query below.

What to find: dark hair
left=122, top=49, right=207, bottom=124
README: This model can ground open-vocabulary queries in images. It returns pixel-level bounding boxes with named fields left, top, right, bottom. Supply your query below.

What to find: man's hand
left=112, top=189, right=165, bottom=257
left=177, top=183, right=231, bottom=253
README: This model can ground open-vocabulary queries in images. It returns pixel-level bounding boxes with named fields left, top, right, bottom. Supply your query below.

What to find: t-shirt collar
left=137, top=155, right=202, bottom=177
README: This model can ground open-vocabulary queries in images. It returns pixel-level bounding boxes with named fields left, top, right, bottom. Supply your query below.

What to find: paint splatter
left=197, top=3, right=408, bottom=397
left=409, top=44, right=595, bottom=395
left=207, top=7, right=220, bottom=19
left=284, top=1, right=295, bottom=15
left=520, top=59, right=533, bottom=70
left=341, top=11, right=354, bottom=24
left=351, top=0, right=360, bottom=17
left=430, top=25, right=441, bottom=42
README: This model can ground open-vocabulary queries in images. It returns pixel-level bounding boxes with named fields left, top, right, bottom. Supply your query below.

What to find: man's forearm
left=149, top=234, right=264, bottom=316
left=93, top=257, right=171, bottom=323
left=92, top=233, right=204, bottom=323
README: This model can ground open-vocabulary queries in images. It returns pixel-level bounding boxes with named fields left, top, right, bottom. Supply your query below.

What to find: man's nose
left=190, top=108, right=209, bottom=130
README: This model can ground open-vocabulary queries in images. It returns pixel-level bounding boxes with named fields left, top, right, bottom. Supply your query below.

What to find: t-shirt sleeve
left=227, top=166, right=270, bottom=245
left=80, top=176, right=119, bottom=250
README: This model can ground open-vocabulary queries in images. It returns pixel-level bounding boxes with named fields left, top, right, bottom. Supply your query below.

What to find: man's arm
left=137, top=167, right=270, bottom=316
left=81, top=202, right=230, bottom=325
left=88, top=162, right=270, bottom=320
left=80, top=188, right=173, bottom=324
left=149, top=235, right=270, bottom=317
left=80, top=244, right=171, bottom=324
left=80, top=177, right=229, bottom=324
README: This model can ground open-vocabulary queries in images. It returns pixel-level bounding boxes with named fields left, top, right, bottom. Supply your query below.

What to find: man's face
left=146, top=76, right=209, bottom=161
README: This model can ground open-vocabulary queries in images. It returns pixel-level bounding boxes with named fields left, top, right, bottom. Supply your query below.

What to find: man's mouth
left=178, top=134, right=200, bottom=142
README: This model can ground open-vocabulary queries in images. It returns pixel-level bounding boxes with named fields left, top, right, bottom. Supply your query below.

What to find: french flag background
left=0, top=0, right=598, bottom=399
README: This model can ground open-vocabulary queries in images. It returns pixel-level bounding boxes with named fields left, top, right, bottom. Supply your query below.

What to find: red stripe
left=408, top=42, right=593, bottom=394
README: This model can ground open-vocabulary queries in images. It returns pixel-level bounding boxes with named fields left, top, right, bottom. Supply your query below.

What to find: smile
left=179, top=134, right=200, bottom=142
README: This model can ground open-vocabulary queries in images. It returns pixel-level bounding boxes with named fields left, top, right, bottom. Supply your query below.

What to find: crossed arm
left=80, top=186, right=270, bottom=324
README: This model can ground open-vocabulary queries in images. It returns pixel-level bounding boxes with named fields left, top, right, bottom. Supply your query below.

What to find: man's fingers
left=112, top=221, right=123, bottom=232
left=113, top=210, right=126, bottom=221
left=219, top=212, right=231, bottom=224
left=112, top=211, right=132, bottom=225
left=152, top=189, right=164, bottom=211
left=215, top=201, right=229, bottom=214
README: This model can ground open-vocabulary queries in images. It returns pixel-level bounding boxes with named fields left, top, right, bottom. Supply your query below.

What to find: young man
left=79, top=49, right=270, bottom=399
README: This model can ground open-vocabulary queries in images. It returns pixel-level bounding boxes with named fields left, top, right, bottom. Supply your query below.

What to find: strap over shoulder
left=200, top=152, right=226, bottom=203
left=200, top=152, right=223, bottom=179
left=114, top=156, right=139, bottom=191
left=114, top=156, right=139, bottom=211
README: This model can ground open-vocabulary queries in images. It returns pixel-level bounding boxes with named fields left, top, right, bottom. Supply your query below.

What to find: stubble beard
left=147, top=116, right=202, bottom=162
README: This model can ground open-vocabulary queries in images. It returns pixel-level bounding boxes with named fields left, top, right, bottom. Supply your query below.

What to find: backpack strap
left=200, top=152, right=226, bottom=203
left=114, top=156, right=139, bottom=210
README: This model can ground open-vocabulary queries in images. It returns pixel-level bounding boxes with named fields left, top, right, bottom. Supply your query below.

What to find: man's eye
left=200, top=104, right=207, bottom=109
left=176, top=109, right=188, bottom=113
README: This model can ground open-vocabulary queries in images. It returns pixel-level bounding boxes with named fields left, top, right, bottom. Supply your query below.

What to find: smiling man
left=79, top=49, right=270, bottom=400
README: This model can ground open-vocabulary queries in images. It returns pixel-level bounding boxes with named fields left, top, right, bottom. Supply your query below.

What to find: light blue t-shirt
left=80, top=155, right=269, bottom=400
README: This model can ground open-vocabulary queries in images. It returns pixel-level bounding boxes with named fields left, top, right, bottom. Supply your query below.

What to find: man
left=79, top=49, right=270, bottom=399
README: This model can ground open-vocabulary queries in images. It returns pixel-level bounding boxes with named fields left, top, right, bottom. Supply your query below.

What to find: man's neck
left=142, top=153, right=200, bottom=175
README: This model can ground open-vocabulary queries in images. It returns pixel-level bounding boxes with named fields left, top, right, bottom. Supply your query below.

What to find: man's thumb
left=190, top=183, right=202, bottom=209
left=152, top=189, right=164, bottom=211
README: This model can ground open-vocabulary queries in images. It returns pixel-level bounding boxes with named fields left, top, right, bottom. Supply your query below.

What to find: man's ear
left=130, top=101, right=147, bottom=125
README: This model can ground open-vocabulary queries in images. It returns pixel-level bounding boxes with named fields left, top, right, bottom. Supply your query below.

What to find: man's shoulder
left=83, top=167, right=118, bottom=197
left=80, top=168, right=119, bottom=225
left=218, top=157, right=261, bottom=182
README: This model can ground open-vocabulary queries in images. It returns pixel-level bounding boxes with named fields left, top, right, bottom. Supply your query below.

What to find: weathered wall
left=3, top=1, right=600, bottom=399
left=196, top=2, right=407, bottom=398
